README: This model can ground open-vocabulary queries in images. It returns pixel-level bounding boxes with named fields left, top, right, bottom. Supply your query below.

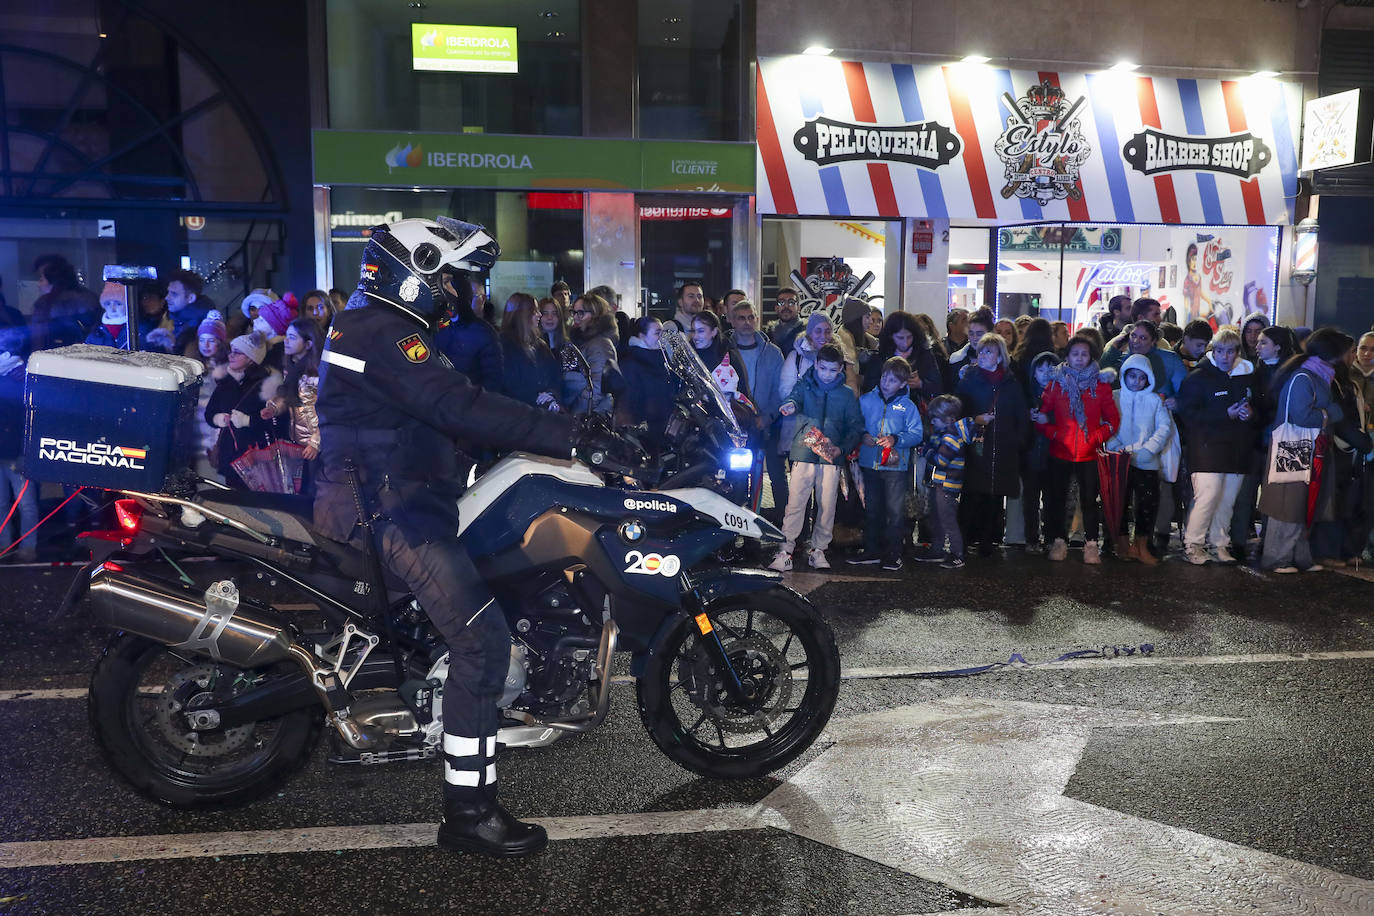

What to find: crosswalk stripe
left=0, top=809, right=765, bottom=869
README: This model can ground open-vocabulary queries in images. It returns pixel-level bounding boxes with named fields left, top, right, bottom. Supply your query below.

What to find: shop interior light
left=1249, top=70, right=1280, bottom=80
left=1109, top=61, right=1140, bottom=72
left=961, top=54, right=990, bottom=64
left=803, top=46, right=833, bottom=56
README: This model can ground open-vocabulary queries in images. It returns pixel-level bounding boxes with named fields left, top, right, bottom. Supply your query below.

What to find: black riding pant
left=375, top=520, right=509, bottom=804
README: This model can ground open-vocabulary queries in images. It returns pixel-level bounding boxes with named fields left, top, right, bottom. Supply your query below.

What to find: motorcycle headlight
left=727, top=447, right=753, bottom=471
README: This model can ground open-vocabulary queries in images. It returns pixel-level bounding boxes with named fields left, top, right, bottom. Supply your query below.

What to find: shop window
left=759, top=217, right=900, bottom=325
left=637, top=0, right=746, bottom=141
left=326, top=0, right=581, bottom=136
left=948, top=228, right=991, bottom=312
left=328, top=187, right=582, bottom=308
left=994, top=224, right=1279, bottom=332
left=641, top=196, right=739, bottom=318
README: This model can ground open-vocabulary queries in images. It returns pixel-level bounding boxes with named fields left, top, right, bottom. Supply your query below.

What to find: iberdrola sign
left=313, top=129, right=755, bottom=194
left=411, top=24, right=518, bottom=74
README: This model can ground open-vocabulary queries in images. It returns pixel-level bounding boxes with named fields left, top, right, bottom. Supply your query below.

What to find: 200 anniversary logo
left=792, top=116, right=962, bottom=171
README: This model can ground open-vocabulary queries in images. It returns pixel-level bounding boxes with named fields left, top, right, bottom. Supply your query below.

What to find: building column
left=584, top=192, right=639, bottom=315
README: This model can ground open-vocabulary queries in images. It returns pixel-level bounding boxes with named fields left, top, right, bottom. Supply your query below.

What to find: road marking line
left=0, top=809, right=764, bottom=869
left=6, top=649, right=1374, bottom=703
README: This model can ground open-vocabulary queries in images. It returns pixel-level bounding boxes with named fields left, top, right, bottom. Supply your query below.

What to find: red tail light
left=114, top=499, right=143, bottom=534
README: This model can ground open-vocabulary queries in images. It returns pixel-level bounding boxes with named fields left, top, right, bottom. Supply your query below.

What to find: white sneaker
left=768, top=550, right=792, bottom=572
left=1213, top=544, right=1236, bottom=564
left=1185, top=545, right=1209, bottom=565
left=807, top=547, right=831, bottom=569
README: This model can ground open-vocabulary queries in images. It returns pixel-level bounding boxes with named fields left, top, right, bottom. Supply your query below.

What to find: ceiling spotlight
left=961, top=54, right=990, bottom=64
left=803, top=45, right=833, bottom=56
left=547, top=30, right=565, bottom=38
left=665, top=36, right=680, bottom=43
left=1250, top=70, right=1280, bottom=79
left=540, top=10, right=560, bottom=17
left=1109, top=61, right=1140, bottom=72
left=662, top=16, right=682, bottom=24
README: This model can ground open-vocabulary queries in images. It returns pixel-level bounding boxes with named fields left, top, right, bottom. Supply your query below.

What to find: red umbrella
left=1306, top=433, right=1329, bottom=528
left=1096, top=449, right=1130, bottom=540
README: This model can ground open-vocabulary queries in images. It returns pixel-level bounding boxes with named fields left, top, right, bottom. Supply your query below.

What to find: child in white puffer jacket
left=1106, top=353, right=1177, bottom=564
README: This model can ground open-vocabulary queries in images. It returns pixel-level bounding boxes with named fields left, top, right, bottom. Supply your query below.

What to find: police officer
left=314, top=217, right=623, bottom=857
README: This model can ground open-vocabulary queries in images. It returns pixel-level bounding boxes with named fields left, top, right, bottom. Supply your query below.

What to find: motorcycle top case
left=24, top=344, right=204, bottom=492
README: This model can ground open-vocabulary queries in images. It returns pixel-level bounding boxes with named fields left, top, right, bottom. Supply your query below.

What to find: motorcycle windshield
left=658, top=326, right=746, bottom=445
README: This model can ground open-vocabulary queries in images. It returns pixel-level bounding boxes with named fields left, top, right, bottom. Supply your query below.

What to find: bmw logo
left=620, top=520, right=645, bottom=543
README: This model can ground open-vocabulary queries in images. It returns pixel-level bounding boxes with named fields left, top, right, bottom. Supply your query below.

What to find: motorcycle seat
left=197, top=490, right=409, bottom=593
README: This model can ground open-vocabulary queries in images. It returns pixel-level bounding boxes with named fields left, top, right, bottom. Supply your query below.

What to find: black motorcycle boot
left=437, top=798, right=548, bottom=857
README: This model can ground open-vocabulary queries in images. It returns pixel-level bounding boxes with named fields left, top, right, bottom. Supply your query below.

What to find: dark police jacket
left=313, top=303, right=574, bottom=545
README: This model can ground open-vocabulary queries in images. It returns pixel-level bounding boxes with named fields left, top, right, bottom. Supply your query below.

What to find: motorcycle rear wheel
left=636, top=587, right=840, bottom=779
left=89, top=633, right=323, bottom=808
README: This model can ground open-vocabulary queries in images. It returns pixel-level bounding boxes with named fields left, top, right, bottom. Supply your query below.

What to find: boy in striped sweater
left=924, top=394, right=977, bottom=569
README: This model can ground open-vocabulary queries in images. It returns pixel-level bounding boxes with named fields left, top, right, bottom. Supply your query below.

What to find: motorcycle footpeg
left=328, top=734, right=437, bottom=766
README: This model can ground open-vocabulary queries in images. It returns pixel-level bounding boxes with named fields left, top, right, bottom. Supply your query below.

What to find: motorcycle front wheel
left=636, top=587, right=840, bottom=779
left=89, top=634, right=323, bottom=808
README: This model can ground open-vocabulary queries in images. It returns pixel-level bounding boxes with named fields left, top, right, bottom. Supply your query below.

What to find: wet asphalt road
left=1, top=551, right=1372, bottom=915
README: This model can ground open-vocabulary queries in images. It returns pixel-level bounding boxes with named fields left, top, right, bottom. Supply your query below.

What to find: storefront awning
left=756, top=57, right=1301, bottom=225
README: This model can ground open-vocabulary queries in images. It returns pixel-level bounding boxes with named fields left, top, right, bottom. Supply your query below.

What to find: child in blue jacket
left=769, top=344, right=864, bottom=571
left=848, top=357, right=924, bottom=570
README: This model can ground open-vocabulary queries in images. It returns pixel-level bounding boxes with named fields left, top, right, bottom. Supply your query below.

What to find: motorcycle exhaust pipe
left=88, top=569, right=297, bottom=669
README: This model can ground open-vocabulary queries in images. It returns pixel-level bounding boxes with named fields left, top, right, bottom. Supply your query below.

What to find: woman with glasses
left=568, top=293, right=620, bottom=415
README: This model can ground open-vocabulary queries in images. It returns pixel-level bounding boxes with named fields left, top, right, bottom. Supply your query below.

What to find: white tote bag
left=1266, top=374, right=1323, bottom=485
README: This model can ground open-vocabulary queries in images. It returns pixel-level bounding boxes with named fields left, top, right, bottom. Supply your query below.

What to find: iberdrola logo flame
left=419, top=29, right=439, bottom=48
left=385, top=142, right=424, bottom=170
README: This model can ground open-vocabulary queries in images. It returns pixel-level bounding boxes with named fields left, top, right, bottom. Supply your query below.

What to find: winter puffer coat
left=781, top=368, right=864, bottom=465
left=956, top=365, right=1029, bottom=495
left=1106, top=354, right=1175, bottom=471
left=614, top=342, right=676, bottom=445
left=1175, top=354, right=1260, bottom=474
left=1038, top=366, right=1120, bottom=463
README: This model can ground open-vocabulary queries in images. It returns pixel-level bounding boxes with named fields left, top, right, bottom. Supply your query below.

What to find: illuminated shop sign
left=1301, top=88, right=1373, bottom=171
left=757, top=57, right=1300, bottom=224
left=412, top=24, right=518, bottom=74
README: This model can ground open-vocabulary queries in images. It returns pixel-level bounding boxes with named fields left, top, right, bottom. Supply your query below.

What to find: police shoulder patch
left=396, top=333, right=429, bottom=363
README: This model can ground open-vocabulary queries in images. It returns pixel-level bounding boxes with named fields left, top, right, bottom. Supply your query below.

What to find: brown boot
left=1134, top=535, right=1158, bottom=566
left=1114, top=535, right=1133, bottom=560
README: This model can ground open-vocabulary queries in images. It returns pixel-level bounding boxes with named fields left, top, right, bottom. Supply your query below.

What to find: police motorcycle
left=64, top=314, right=840, bottom=809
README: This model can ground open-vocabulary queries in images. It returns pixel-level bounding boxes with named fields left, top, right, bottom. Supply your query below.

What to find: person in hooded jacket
left=1106, top=353, right=1176, bottom=565
left=1240, top=311, right=1269, bottom=366
left=205, top=331, right=286, bottom=487
left=1175, top=328, right=1259, bottom=565
left=849, top=357, right=925, bottom=569
left=614, top=316, right=676, bottom=451
left=1036, top=334, right=1120, bottom=563
left=1309, top=340, right=1372, bottom=566
left=955, top=332, right=1028, bottom=555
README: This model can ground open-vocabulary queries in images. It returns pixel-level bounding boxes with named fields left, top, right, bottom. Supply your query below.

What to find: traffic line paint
left=0, top=808, right=766, bottom=869
left=7, top=650, right=1373, bottom=702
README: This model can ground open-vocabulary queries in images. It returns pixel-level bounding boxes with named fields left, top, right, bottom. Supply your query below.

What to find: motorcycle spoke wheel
left=637, top=588, right=840, bottom=779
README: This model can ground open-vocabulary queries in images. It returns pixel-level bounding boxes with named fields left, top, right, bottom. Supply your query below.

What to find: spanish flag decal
left=396, top=333, right=429, bottom=363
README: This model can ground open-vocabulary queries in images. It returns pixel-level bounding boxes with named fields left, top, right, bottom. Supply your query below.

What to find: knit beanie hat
left=230, top=330, right=268, bottom=364
left=257, top=297, right=295, bottom=336
left=197, top=315, right=228, bottom=343
left=99, top=281, right=128, bottom=325
left=241, top=288, right=277, bottom=319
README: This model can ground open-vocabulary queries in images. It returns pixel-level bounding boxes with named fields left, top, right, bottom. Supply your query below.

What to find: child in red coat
left=1035, top=334, right=1121, bottom=563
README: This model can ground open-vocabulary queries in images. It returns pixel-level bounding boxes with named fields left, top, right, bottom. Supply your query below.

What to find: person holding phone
left=1175, top=328, right=1260, bottom=565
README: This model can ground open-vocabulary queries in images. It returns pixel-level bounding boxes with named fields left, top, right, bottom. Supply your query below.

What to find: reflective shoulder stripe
left=321, top=349, right=366, bottom=374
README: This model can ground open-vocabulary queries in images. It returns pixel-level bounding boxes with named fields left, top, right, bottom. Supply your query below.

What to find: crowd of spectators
left=3, top=256, right=1374, bottom=580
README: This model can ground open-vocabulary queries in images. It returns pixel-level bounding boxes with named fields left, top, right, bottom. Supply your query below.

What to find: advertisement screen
left=412, top=24, right=518, bottom=74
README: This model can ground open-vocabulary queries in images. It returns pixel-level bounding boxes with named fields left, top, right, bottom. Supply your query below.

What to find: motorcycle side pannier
left=24, top=344, right=204, bottom=492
